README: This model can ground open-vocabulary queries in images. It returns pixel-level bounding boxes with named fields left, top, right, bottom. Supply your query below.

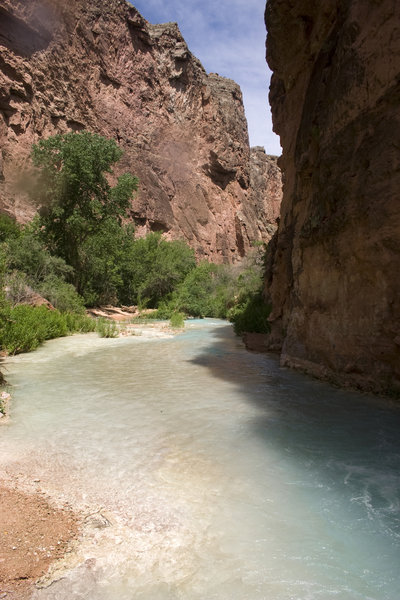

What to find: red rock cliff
left=0, top=0, right=281, bottom=262
left=265, top=0, right=400, bottom=394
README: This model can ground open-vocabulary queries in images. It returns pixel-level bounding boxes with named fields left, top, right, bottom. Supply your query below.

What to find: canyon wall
left=265, top=0, right=400, bottom=394
left=0, top=0, right=281, bottom=262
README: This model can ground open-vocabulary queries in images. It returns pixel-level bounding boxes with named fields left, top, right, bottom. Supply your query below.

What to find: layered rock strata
left=265, top=0, right=400, bottom=394
left=0, top=0, right=281, bottom=261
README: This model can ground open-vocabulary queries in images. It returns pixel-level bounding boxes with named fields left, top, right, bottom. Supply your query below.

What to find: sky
left=128, top=0, right=282, bottom=155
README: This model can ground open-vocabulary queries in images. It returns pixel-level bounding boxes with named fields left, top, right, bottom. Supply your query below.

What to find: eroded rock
left=0, top=0, right=282, bottom=262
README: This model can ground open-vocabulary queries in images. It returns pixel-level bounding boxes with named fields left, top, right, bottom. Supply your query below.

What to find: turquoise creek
left=1, top=320, right=399, bottom=599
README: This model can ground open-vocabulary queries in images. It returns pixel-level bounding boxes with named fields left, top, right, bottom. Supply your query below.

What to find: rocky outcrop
left=0, top=0, right=281, bottom=262
left=265, top=0, right=400, bottom=395
left=248, top=148, right=281, bottom=240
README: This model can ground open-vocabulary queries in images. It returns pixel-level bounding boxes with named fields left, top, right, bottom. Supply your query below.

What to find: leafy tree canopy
left=0, top=213, right=21, bottom=243
left=32, top=131, right=138, bottom=289
left=128, top=232, right=196, bottom=307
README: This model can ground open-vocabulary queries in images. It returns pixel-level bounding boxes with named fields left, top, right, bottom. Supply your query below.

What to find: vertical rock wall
left=265, top=0, right=400, bottom=394
left=0, top=0, right=281, bottom=262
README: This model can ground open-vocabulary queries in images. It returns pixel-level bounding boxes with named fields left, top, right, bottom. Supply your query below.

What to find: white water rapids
left=0, top=319, right=399, bottom=599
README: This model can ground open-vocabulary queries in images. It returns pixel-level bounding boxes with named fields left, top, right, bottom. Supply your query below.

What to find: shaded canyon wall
left=265, top=0, right=400, bottom=394
left=0, top=0, right=281, bottom=262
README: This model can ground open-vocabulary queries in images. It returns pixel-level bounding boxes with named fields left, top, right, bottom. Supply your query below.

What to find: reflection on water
left=1, top=320, right=399, bottom=599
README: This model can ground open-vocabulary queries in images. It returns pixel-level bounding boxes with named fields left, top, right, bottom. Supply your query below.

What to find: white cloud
left=129, top=0, right=281, bottom=154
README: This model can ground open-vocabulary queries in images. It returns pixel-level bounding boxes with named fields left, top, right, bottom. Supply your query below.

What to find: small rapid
left=1, top=320, right=399, bottom=599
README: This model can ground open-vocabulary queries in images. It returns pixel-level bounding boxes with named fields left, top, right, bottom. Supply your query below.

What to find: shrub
left=228, top=294, right=271, bottom=336
left=5, top=227, right=74, bottom=284
left=129, top=311, right=160, bottom=323
left=96, top=318, right=119, bottom=338
left=0, top=305, right=68, bottom=354
left=154, top=302, right=175, bottom=320
left=64, top=312, right=96, bottom=333
left=0, top=214, right=21, bottom=242
left=38, top=276, right=86, bottom=313
left=4, top=271, right=32, bottom=305
left=169, top=311, right=185, bottom=329
left=0, top=304, right=96, bottom=355
left=79, top=219, right=135, bottom=306
left=126, top=233, right=196, bottom=307
left=167, top=262, right=236, bottom=319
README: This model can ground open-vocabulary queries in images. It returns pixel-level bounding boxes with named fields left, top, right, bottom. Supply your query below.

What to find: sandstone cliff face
left=0, top=0, right=281, bottom=262
left=249, top=147, right=281, bottom=240
left=265, top=0, right=400, bottom=394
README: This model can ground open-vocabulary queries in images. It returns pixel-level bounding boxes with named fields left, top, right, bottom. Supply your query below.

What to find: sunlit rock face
left=265, top=0, right=400, bottom=394
left=0, top=0, right=281, bottom=262
left=249, top=147, right=281, bottom=241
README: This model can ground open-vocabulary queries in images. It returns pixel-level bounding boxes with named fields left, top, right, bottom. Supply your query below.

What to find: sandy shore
left=0, top=482, right=79, bottom=599
left=0, top=320, right=183, bottom=598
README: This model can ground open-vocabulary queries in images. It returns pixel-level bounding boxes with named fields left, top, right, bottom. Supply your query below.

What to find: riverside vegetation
left=0, top=131, right=271, bottom=357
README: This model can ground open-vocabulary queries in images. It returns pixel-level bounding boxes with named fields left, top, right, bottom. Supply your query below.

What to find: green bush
left=64, top=312, right=96, bottom=333
left=96, top=318, right=119, bottom=338
left=0, top=305, right=68, bottom=354
left=154, top=303, right=174, bottom=320
left=172, top=261, right=216, bottom=317
left=5, top=226, right=74, bottom=285
left=228, top=294, right=271, bottom=336
left=0, top=303, right=96, bottom=355
left=4, top=271, right=32, bottom=305
left=125, top=233, right=196, bottom=307
left=79, top=219, right=135, bottom=306
left=129, top=312, right=160, bottom=323
left=165, top=262, right=236, bottom=319
left=169, top=311, right=185, bottom=329
left=0, top=214, right=21, bottom=242
left=38, top=276, right=86, bottom=313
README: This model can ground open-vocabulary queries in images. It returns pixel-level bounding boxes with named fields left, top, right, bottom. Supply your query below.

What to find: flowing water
left=1, top=320, right=399, bottom=599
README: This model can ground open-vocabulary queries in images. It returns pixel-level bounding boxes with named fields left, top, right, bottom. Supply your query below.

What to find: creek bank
left=242, top=332, right=398, bottom=397
left=0, top=319, right=181, bottom=596
left=86, top=305, right=145, bottom=321
left=87, top=306, right=181, bottom=338
left=0, top=481, right=79, bottom=600
left=0, top=316, right=180, bottom=420
left=0, top=391, right=10, bottom=423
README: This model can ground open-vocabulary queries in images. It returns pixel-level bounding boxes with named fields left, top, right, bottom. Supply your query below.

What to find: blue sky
left=128, top=0, right=281, bottom=155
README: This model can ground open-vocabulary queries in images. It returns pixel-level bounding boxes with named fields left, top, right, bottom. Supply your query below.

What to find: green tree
left=32, top=131, right=138, bottom=293
left=79, top=219, right=136, bottom=306
left=0, top=249, right=11, bottom=346
left=171, top=261, right=220, bottom=317
left=3, top=222, right=85, bottom=312
left=5, top=224, right=73, bottom=284
left=0, top=213, right=21, bottom=243
left=127, top=233, right=196, bottom=307
left=167, top=261, right=236, bottom=318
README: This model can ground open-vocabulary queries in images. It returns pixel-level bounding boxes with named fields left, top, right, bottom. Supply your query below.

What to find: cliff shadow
left=186, top=322, right=400, bottom=487
left=0, top=7, right=53, bottom=57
